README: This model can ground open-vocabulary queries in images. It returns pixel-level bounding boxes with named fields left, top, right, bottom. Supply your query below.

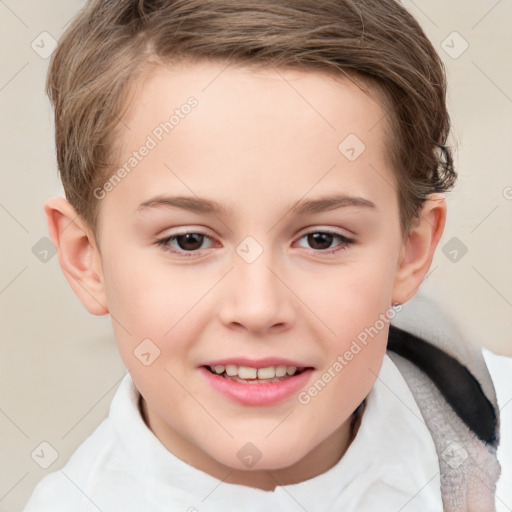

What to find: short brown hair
left=46, top=0, right=456, bottom=237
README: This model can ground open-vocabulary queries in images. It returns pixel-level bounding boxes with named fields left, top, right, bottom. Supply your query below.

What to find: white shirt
left=22, top=355, right=443, bottom=511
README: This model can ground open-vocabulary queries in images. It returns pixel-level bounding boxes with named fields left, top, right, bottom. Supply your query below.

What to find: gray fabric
left=389, top=282, right=501, bottom=511
left=391, top=286, right=497, bottom=409
left=389, top=352, right=501, bottom=512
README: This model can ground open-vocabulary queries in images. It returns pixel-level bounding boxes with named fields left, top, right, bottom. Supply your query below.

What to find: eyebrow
left=137, top=195, right=229, bottom=215
left=137, top=193, right=377, bottom=216
left=292, top=194, right=376, bottom=215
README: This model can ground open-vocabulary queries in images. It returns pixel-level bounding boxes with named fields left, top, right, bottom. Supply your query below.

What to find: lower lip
left=199, top=367, right=314, bottom=406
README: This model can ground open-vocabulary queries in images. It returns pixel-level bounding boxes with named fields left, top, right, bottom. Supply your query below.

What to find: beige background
left=1, top=1, right=511, bottom=511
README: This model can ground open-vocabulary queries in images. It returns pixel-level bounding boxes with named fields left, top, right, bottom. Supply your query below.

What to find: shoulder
left=387, top=324, right=498, bottom=445
left=22, top=373, right=149, bottom=512
left=22, top=418, right=120, bottom=511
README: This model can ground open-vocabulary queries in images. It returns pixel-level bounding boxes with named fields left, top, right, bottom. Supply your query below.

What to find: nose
left=217, top=247, right=296, bottom=335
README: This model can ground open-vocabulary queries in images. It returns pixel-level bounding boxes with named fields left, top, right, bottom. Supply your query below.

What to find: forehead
left=104, top=60, right=395, bottom=221
left=121, top=60, right=388, bottom=142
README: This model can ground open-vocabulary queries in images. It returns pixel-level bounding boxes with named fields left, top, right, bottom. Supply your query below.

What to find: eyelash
left=155, top=229, right=354, bottom=258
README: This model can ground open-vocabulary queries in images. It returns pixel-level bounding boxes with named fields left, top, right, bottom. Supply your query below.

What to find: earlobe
left=392, top=194, right=447, bottom=305
left=45, top=197, right=109, bottom=316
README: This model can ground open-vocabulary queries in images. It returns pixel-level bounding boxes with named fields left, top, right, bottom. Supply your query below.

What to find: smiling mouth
left=202, top=365, right=313, bottom=384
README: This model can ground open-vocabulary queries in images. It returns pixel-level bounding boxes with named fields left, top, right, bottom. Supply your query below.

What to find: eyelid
left=155, top=226, right=355, bottom=258
left=298, top=226, right=354, bottom=239
left=152, top=227, right=216, bottom=259
left=293, top=229, right=354, bottom=254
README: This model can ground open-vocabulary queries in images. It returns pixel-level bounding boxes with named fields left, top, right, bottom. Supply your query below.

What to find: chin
left=209, top=443, right=305, bottom=473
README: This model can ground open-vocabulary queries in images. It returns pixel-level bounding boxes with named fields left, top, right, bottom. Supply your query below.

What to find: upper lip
left=200, top=357, right=314, bottom=370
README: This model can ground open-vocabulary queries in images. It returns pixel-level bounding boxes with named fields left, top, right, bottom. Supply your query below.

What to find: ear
left=392, top=193, right=447, bottom=304
left=45, top=197, right=108, bottom=315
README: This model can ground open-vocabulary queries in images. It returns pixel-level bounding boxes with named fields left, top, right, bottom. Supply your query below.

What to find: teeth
left=210, top=364, right=302, bottom=380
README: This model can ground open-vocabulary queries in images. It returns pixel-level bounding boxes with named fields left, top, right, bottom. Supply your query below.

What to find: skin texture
left=46, top=61, right=446, bottom=491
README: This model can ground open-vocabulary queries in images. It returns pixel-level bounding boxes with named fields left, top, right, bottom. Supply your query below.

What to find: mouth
left=202, top=363, right=313, bottom=384
left=199, top=362, right=315, bottom=406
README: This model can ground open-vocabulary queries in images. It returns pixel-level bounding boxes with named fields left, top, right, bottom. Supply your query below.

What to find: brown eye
left=175, top=233, right=205, bottom=251
left=156, top=231, right=215, bottom=257
left=306, top=232, right=334, bottom=250
left=295, top=230, right=354, bottom=254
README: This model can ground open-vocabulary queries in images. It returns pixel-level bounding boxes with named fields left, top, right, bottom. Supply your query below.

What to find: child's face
left=91, top=61, right=410, bottom=484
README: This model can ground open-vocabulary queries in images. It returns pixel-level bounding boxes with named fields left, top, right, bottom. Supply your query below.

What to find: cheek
left=101, top=246, right=218, bottom=376
left=100, top=249, right=172, bottom=356
left=307, top=246, right=397, bottom=395
left=317, top=253, right=398, bottom=332
left=305, top=273, right=392, bottom=425
left=102, top=245, right=192, bottom=329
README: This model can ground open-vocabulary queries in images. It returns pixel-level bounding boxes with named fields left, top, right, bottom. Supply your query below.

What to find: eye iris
left=177, top=233, right=204, bottom=251
left=308, top=232, right=333, bottom=250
